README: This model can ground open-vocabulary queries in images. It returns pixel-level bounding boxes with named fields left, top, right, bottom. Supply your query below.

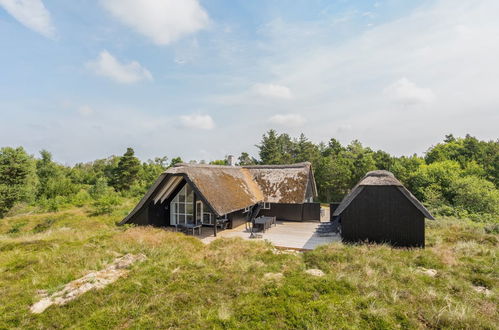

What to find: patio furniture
left=175, top=223, right=202, bottom=235
left=254, top=216, right=275, bottom=233
left=216, top=218, right=229, bottom=230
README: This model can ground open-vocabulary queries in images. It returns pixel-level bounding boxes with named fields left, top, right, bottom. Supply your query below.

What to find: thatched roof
left=333, top=170, right=434, bottom=220
left=120, top=162, right=316, bottom=224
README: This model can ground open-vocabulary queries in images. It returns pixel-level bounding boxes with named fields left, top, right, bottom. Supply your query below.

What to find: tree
left=210, top=159, right=228, bottom=165
left=258, top=129, right=283, bottom=164
left=0, top=147, right=36, bottom=217
left=373, top=150, right=393, bottom=170
left=293, top=133, right=320, bottom=163
left=345, top=140, right=376, bottom=186
left=36, top=150, right=77, bottom=199
left=237, top=152, right=257, bottom=165
left=170, top=157, right=183, bottom=167
left=111, top=148, right=141, bottom=191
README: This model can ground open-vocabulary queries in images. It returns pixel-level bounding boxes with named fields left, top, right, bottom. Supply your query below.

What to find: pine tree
left=112, top=148, right=141, bottom=191
left=0, top=147, right=35, bottom=217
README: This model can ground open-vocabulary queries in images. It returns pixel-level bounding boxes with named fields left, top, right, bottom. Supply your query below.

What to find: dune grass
left=0, top=206, right=497, bottom=329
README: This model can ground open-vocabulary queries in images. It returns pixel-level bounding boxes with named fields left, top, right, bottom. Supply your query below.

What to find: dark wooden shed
left=333, top=170, right=434, bottom=247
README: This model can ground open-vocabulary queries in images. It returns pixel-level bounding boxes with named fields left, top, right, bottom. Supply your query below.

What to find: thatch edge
left=119, top=173, right=168, bottom=225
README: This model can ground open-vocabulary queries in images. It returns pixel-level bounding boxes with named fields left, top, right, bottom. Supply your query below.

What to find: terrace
left=200, top=220, right=341, bottom=250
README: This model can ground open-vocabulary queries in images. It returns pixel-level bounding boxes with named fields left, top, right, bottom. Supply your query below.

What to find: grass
left=0, top=205, right=497, bottom=329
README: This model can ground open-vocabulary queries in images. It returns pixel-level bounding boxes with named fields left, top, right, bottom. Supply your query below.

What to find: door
left=196, top=200, right=203, bottom=224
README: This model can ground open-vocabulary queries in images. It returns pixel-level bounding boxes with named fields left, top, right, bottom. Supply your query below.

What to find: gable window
left=170, top=184, right=194, bottom=225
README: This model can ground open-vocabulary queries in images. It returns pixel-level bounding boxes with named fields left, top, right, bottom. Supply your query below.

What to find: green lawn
left=0, top=205, right=497, bottom=329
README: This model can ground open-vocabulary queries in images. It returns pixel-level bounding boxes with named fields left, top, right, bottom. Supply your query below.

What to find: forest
left=1, top=131, right=498, bottom=222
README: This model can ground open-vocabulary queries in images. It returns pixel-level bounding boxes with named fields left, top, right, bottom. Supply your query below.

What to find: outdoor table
left=216, top=218, right=229, bottom=229
left=254, top=216, right=273, bottom=232
left=176, top=223, right=202, bottom=235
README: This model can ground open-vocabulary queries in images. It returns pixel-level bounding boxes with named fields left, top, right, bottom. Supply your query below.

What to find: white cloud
left=253, top=83, right=293, bottom=99
left=101, top=0, right=209, bottom=45
left=383, top=78, right=435, bottom=105
left=179, top=114, right=215, bottom=130
left=253, top=84, right=293, bottom=99
left=86, top=50, right=153, bottom=84
left=246, top=0, right=499, bottom=155
left=0, top=0, right=55, bottom=38
left=269, top=114, right=306, bottom=127
left=78, top=105, right=94, bottom=116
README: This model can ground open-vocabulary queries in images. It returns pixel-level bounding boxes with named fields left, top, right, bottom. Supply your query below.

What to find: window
left=243, top=206, right=251, bottom=213
left=262, top=202, right=271, bottom=210
left=170, top=184, right=195, bottom=225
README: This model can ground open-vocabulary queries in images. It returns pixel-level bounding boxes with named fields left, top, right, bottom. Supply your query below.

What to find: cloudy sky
left=1, top=0, right=498, bottom=164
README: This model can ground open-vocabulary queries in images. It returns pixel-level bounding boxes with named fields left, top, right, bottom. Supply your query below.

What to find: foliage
left=0, top=147, right=36, bottom=217
left=91, top=194, right=122, bottom=215
left=254, top=131, right=498, bottom=220
left=237, top=152, right=257, bottom=165
left=0, top=133, right=497, bottom=221
left=110, top=148, right=141, bottom=192
left=210, top=159, right=228, bottom=165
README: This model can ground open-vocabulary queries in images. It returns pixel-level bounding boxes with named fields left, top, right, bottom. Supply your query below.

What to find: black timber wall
left=228, top=210, right=246, bottom=229
left=127, top=179, right=186, bottom=227
left=341, top=186, right=425, bottom=247
left=330, top=203, right=341, bottom=221
left=302, top=203, right=321, bottom=221
left=259, top=203, right=321, bottom=221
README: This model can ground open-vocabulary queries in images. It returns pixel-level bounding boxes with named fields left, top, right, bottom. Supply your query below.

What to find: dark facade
left=259, top=202, right=321, bottom=221
left=340, top=186, right=425, bottom=247
left=120, top=162, right=319, bottom=231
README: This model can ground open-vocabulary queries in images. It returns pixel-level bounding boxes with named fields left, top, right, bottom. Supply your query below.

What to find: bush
left=91, top=194, right=121, bottom=215
left=89, top=177, right=110, bottom=199
left=451, top=176, right=499, bottom=215
left=72, top=189, right=92, bottom=207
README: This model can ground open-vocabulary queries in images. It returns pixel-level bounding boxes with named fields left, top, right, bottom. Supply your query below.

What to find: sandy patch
left=30, top=253, right=146, bottom=314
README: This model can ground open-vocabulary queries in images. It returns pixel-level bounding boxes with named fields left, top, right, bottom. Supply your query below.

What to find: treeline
left=0, top=147, right=181, bottom=217
left=254, top=131, right=499, bottom=221
left=0, top=132, right=498, bottom=221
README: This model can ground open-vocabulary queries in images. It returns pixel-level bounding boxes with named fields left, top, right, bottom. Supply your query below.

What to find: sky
left=0, top=0, right=498, bottom=165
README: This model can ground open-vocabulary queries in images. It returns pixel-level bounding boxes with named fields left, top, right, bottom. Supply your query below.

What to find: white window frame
left=170, top=184, right=194, bottom=225
left=262, top=202, right=271, bottom=210
left=243, top=206, right=251, bottom=213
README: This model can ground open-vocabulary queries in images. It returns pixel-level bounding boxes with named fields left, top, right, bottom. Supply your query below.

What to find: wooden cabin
left=119, top=162, right=319, bottom=231
left=333, top=170, right=434, bottom=247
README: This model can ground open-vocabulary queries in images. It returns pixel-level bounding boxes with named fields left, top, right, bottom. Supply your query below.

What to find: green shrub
left=451, top=176, right=499, bottom=215
left=89, top=177, right=110, bottom=199
left=91, top=194, right=121, bottom=215
left=72, top=189, right=92, bottom=207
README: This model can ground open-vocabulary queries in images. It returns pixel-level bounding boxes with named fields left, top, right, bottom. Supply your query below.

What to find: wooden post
left=214, top=218, right=217, bottom=237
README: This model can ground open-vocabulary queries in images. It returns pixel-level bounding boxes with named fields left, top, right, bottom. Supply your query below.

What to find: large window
left=170, top=184, right=194, bottom=225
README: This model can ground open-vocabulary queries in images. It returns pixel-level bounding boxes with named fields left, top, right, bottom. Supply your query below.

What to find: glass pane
left=187, top=215, right=193, bottom=223
left=180, top=214, right=186, bottom=224
left=186, top=203, right=193, bottom=214
left=186, top=186, right=194, bottom=203
left=196, top=202, right=202, bottom=217
left=179, top=203, right=185, bottom=213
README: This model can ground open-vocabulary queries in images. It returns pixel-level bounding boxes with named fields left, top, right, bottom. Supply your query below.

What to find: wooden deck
left=200, top=220, right=340, bottom=250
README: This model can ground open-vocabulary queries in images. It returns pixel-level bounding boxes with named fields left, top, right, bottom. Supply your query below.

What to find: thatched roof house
left=333, top=170, right=434, bottom=247
left=120, top=162, right=318, bottom=229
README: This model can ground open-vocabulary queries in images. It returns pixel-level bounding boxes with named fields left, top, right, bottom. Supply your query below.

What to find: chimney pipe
left=227, top=155, right=235, bottom=166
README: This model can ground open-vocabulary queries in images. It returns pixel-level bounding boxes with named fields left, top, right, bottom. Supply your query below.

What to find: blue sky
left=1, top=0, right=498, bottom=164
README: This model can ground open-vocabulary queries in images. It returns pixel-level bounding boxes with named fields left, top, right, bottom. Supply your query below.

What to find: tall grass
left=0, top=206, right=497, bottom=329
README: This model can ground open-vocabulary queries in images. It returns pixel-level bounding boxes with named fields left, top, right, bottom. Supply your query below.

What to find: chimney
left=227, top=155, right=236, bottom=166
